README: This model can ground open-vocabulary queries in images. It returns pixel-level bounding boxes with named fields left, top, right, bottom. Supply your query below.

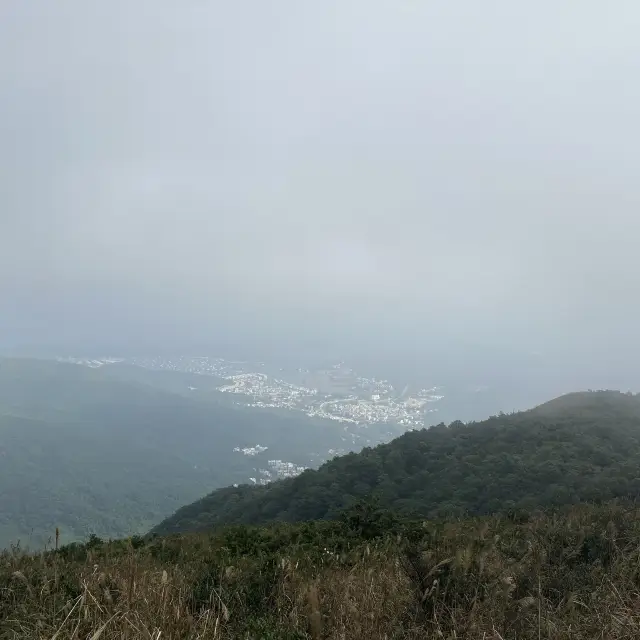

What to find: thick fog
left=2, top=2, right=640, bottom=389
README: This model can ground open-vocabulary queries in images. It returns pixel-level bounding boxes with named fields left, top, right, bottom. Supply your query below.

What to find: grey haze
left=2, top=2, right=640, bottom=393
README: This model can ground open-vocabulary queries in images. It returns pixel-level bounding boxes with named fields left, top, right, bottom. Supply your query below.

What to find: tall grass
left=3, top=503, right=640, bottom=638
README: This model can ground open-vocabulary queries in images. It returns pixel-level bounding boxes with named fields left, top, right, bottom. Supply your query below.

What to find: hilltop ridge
left=528, top=389, right=640, bottom=418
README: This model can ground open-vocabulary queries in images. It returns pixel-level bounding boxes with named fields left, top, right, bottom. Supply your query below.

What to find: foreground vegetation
left=155, top=390, right=640, bottom=535
left=4, top=501, right=640, bottom=638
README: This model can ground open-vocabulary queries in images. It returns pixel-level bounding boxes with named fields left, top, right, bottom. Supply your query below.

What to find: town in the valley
left=58, top=355, right=444, bottom=485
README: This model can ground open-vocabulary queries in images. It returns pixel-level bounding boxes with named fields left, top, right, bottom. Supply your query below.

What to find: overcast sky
left=2, top=2, right=640, bottom=384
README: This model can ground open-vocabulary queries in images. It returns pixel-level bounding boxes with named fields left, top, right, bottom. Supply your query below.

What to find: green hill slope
left=0, top=357, right=363, bottom=548
left=528, top=389, right=640, bottom=418
left=153, top=390, right=640, bottom=535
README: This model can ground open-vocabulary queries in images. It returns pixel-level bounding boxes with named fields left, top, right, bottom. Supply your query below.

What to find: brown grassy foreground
left=3, top=502, right=640, bottom=639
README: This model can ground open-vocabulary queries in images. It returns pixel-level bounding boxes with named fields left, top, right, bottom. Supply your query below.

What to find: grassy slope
left=3, top=502, right=640, bottom=638
left=154, top=390, right=640, bottom=535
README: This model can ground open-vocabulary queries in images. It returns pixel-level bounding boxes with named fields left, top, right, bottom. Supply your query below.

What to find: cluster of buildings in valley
left=58, top=354, right=444, bottom=428
left=261, top=459, right=308, bottom=483
left=57, top=356, right=124, bottom=368
left=232, top=445, right=308, bottom=485
left=216, top=367, right=444, bottom=428
left=218, top=373, right=318, bottom=409
left=126, top=355, right=248, bottom=378
left=232, top=444, right=268, bottom=456
left=307, top=394, right=439, bottom=427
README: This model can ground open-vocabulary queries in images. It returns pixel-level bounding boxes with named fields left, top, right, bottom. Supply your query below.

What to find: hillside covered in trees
left=154, top=390, right=640, bottom=535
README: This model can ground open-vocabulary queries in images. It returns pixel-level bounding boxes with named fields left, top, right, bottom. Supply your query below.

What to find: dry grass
left=3, top=503, right=640, bottom=638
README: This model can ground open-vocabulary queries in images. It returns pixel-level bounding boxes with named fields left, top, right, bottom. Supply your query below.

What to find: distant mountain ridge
left=153, top=390, right=640, bottom=536
left=0, top=357, right=374, bottom=548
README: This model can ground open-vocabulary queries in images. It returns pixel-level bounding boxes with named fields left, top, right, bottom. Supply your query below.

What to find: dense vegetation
left=0, top=357, right=360, bottom=548
left=4, top=501, right=640, bottom=638
left=154, top=390, right=640, bottom=535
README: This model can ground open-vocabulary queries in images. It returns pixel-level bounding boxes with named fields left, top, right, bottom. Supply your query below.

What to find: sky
left=2, top=2, right=640, bottom=389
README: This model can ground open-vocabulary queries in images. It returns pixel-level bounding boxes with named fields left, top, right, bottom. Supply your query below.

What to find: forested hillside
left=154, top=390, right=640, bottom=535
left=0, top=357, right=359, bottom=548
